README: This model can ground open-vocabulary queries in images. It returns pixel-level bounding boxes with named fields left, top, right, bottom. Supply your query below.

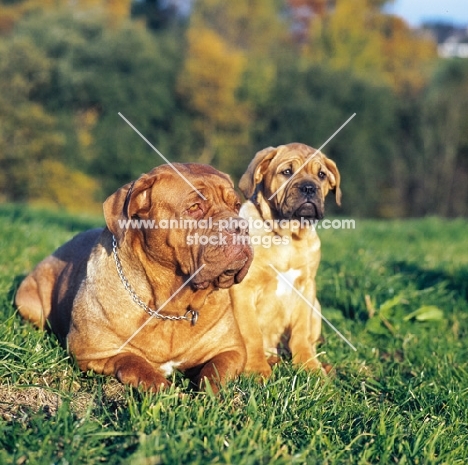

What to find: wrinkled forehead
left=271, top=147, right=326, bottom=174
left=152, top=165, right=236, bottom=202
left=153, top=163, right=231, bottom=181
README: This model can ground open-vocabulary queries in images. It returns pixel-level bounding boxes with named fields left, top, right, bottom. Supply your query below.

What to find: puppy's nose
left=300, top=184, right=317, bottom=196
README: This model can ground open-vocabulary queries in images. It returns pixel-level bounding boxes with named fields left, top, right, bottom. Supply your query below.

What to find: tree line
left=0, top=0, right=467, bottom=217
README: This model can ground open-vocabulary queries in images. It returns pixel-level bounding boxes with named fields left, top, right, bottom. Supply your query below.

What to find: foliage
left=0, top=36, right=92, bottom=206
left=0, top=0, right=467, bottom=216
left=177, top=0, right=284, bottom=178
left=380, top=15, right=437, bottom=95
left=304, top=0, right=437, bottom=94
left=419, top=59, right=468, bottom=216
left=30, top=160, right=101, bottom=213
left=177, top=26, right=249, bottom=169
left=1, top=206, right=467, bottom=463
left=7, top=9, right=183, bottom=197
left=307, top=0, right=385, bottom=82
left=0, top=0, right=132, bottom=33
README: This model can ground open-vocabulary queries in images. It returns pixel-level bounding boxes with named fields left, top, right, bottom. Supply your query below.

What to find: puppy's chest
left=255, top=239, right=319, bottom=314
left=260, top=237, right=320, bottom=295
left=274, top=268, right=304, bottom=298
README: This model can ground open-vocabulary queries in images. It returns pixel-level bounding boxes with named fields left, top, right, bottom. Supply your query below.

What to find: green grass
left=1, top=204, right=467, bottom=464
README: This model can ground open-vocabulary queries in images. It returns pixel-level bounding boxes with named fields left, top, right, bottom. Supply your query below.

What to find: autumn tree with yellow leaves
left=298, top=0, right=437, bottom=94
left=177, top=0, right=284, bottom=176
left=177, top=27, right=248, bottom=167
left=1, top=0, right=467, bottom=216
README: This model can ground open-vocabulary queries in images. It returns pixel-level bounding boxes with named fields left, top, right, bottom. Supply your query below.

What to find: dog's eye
left=281, top=169, right=293, bottom=176
left=318, top=171, right=327, bottom=180
left=235, top=202, right=241, bottom=212
left=187, top=203, right=200, bottom=213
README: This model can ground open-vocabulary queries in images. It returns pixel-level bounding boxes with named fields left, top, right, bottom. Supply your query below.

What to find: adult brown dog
left=15, top=163, right=253, bottom=392
left=230, top=143, right=341, bottom=377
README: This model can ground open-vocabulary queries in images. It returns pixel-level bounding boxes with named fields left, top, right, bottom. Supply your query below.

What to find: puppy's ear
left=239, top=146, right=278, bottom=199
left=103, top=172, right=156, bottom=244
left=324, top=157, right=342, bottom=206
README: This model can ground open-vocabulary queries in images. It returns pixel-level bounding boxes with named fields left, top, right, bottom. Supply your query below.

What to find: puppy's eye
left=281, top=169, right=293, bottom=176
left=235, top=202, right=241, bottom=212
left=318, top=171, right=327, bottom=180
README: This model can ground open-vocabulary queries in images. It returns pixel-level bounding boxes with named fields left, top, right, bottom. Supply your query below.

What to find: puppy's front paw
left=301, top=358, right=322, bottom=372
left=321, top=362, right=333, bottom=375
left=300, top=358, right=333, bottom=376
left=245, top=360, right=273, bottom=379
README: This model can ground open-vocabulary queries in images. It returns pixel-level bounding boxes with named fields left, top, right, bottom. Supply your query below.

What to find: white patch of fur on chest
left=160, top=360, right=183, bottom=377
left=275, top=268, right=302, bottom=297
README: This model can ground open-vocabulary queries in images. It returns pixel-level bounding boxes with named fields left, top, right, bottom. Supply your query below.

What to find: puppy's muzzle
left=298, top=181, right=319, bottom=200
left=292, top=181, right=323, bottom=219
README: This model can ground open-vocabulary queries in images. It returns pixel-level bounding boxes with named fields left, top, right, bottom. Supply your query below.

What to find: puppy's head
left=103, top=163, right=253, bottom=290
left=239, top=143, right=341, bottom=220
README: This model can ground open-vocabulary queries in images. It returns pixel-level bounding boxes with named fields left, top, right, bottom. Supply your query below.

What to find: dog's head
left=239, top=143, right=341, bottom=220
left=103, top=163, right=253, bottom=290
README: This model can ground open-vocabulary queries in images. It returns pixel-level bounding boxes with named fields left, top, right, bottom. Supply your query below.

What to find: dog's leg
left=84, top=354, right=171, bottom=391
left=289, top=298, right=323, bottom=371
left=243, top=337, right=273, bottom=378
left=196, top=349, right=246, bottom=393
left=230, top=289, right=272, bottom=377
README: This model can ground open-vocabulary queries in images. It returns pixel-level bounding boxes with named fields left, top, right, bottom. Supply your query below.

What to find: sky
left=385, top=0, right=468, bottom=27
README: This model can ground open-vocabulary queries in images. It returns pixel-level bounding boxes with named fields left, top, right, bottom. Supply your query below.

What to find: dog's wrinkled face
left=239, top=143, right=341, bottom=220
left=104, top=163, right=253, bottom=290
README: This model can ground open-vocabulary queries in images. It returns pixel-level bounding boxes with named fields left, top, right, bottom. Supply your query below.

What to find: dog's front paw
left=106, top=353, right=171, bottom=391
left=116, top=364, right=170, bottom=391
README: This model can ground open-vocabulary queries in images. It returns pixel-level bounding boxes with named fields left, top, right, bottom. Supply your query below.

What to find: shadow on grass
left=318, top=259, right=468, bottom=322
left=391, top=260, right=468, bottom=300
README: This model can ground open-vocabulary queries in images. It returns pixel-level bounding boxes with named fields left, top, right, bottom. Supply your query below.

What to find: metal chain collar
left=112, top=235, right=199, bottom=325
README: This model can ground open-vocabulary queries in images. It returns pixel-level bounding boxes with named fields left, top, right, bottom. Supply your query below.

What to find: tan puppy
left=230, top=143, right=341, bottom=377
left=16, top=163, right=253, bottom=392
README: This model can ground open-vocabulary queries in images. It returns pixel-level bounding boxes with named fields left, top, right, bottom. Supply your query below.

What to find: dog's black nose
left=300, top=184, right=317, bottom=196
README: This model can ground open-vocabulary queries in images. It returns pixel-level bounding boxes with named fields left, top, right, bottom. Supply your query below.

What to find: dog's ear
left=239, top=146, right=278, bottom=199
left=324, top=157, right=342, bottom=206
left=103, top=172, right=156, bottom=244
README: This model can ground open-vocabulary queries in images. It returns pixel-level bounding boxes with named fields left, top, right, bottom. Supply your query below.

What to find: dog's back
left=15, top=228, right=103, bottom=334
